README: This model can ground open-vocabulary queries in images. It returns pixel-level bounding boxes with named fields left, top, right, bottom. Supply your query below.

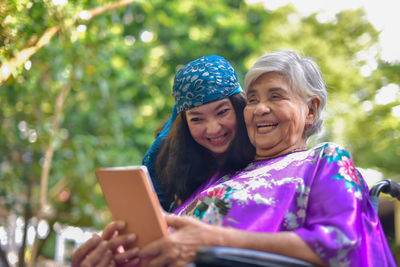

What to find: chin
left=210, top=147, right=228, bottom=155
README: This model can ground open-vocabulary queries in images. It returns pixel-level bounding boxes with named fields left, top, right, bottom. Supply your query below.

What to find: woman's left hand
left=71, top=221, right=139, bottom=267
left=139, top=214, right=222, bottom=267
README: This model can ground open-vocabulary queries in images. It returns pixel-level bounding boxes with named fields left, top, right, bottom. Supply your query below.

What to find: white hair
left=244, top=49, right=327, bottom=138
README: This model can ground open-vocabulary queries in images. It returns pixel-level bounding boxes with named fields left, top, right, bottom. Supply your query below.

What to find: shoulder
left=309, top=142, right=366, bottom=199
left=311, top=142, right=348, bottom=152
left=310, top=142, right=352, bottom=160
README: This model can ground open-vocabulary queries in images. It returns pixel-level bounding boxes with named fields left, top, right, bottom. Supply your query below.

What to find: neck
left=255, top=146, right=307, bottom=160
left=212, top=152, right=224, bottom=164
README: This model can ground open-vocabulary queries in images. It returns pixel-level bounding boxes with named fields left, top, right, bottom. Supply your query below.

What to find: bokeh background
left=1, top=0, right=400, bottom=266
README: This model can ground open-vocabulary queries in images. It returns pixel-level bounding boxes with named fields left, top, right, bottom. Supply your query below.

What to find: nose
left=253, top=102, right=271, bottom=116
left=206, top=118, right=222, bottom=135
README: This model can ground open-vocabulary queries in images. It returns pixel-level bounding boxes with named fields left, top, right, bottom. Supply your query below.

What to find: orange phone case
left=96, top=165, right=168, bottom=249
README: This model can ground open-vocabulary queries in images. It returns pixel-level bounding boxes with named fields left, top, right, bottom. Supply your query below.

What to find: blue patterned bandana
left=173, top=55, right=243, bottom=112
left=142, top=55, right=242, bottom=209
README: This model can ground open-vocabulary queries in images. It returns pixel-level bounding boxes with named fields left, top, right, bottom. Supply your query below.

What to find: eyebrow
left=269, top=87, right=286, bottom=93
left=187, top=99, right=231, bottom=116
left=247, top=87, right=286, bottom=94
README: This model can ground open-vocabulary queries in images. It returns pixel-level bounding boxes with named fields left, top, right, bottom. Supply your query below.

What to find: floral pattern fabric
left=174, top=142, right=396, bottom=267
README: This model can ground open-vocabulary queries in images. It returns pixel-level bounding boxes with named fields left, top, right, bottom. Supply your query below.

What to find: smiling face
left=244, top=72, right=315, bottom=159
left=186, top=98, right=237, bottom=155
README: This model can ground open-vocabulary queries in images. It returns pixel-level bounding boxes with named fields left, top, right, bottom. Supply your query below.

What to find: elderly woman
left=137, top=50, right=395, bottom=267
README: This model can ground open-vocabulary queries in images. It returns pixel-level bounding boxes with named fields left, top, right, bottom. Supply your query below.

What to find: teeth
left=257, top=123, right=277, bottom=132
left=209, top=136, right=224, bottom=142
left=258, top=125, right=275, bottom=131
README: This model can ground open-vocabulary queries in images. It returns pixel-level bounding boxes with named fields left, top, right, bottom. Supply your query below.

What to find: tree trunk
left=19, top=169, right=32, bottom=267
left=0, top=245, right=10, bottom=267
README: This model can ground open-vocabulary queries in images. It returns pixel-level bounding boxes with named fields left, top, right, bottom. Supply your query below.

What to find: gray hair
left=244, top=49, right=327, bottom=138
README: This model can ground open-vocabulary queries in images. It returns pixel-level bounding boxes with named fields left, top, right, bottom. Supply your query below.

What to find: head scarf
left=142, top=55, right=243, bottom=204
left=173, top=55, right=243, bottom=112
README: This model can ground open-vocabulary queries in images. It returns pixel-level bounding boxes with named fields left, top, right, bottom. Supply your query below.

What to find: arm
left=221, top=227, right=326, bottom=266
left=139, top=214, right=326, bottom=267
left=71, top=221, right=140, bottom=267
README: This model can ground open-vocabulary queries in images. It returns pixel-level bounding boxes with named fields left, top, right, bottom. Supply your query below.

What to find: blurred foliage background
left=1, top=0, right=400, bottom=265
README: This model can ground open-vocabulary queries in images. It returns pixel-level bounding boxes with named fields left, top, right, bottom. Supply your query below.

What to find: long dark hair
left=155, top=92, right=255, bottom=206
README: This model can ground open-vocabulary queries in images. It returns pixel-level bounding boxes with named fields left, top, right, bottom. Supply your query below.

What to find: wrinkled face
left=244, top=72, right=309, bottom=159
left=186, top=98, right=237, bottom=155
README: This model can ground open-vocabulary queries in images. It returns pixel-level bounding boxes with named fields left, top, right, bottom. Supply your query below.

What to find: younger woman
left=144, top=55, right=255, bottom=210
left=71, top=55, right=255, bottom=267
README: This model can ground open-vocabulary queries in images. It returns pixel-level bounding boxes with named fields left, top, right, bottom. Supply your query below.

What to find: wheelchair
left=190, top=179, right=400, bottom=267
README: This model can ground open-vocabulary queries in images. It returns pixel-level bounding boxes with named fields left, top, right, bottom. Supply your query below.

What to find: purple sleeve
left=294, top=143, right=396, bottom=266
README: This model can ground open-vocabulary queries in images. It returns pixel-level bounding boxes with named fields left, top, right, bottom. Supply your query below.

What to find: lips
left=256, top=122, right=278, bottom=133
left=207, top=133, right=229, bottom=146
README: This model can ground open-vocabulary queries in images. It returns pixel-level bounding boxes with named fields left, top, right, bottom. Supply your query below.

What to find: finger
left=108, top=233, right=137, bottom=251
left=71, top=235, right=102, bottom=266
left=139, top=239, right=163, bottom=259
left=114, top=247, right=140, bottom=264
left=161, top=208, right=168, bottom=216
left=102, top=221, right=126, bottom=240
left=119, top=257, right=140, bottom=267
left=166, top=260, right=186, bottom=267
left=80, top=240, right=109, bottom=267
left=147, top=250, right=175, bottom=267
left=93, top=249, right=114, bottom=267
left=165, top=214, right=192, bottom=229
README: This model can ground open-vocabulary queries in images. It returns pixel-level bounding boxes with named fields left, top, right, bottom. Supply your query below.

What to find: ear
left=306, top=96, right=321, bottom=125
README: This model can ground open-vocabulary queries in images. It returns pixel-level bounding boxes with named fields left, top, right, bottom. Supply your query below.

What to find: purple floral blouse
left=174, top=142, right=396, bottom=266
